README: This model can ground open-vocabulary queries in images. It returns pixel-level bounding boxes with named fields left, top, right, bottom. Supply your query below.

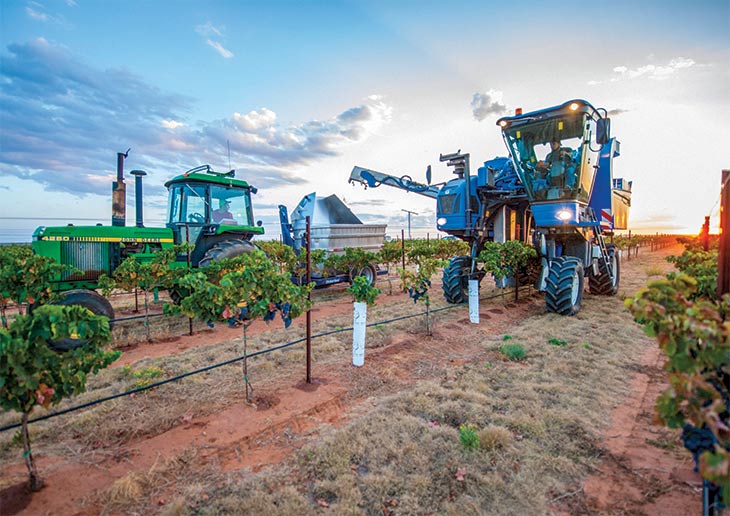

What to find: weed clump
left=458, top=423, right=480, bottom=450
left=500, top=342, right=526, bottom=361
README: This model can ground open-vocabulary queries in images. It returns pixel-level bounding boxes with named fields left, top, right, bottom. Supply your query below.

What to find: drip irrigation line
left=111, top=312, right=166, bottom=323
left=0, top=285, right=531, bottom=433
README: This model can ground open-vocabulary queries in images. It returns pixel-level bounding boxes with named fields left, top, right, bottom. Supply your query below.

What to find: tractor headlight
left=437, top=217, right=447, bottom=226
left=569, top=102, right=580, bottom=111
left=556, top=209, right=572, bottom=221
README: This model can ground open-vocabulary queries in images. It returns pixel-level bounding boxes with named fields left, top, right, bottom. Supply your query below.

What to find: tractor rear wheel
left=442, top=256, right=471, bottom=304
left=198, top=239, right=257, bottom=268
left=589, top=244, right=620, bottom=296
left=49, top=289, right=115, bottom=352
left=545, top=257, right=585, bottom=315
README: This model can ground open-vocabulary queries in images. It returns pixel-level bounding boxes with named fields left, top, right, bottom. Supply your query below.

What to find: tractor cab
left=164, top=165, right=264, bottom=265
left=497, top=100, right=610, bottom=208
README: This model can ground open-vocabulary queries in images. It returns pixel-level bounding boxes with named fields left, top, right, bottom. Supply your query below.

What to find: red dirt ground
left=0, top=245, right=703, bottom=515
left=578, top=342, right=701, bottom=514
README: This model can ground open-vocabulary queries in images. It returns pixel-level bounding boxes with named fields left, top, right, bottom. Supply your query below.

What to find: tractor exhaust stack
left=112, top=149, right=130, bottom=227
left=130, top=170, right=147, bottom=228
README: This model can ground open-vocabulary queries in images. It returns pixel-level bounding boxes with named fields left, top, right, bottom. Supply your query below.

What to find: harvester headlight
left=569, top=102, right=580, bottom=111
left=437, top=217, right=447, bottom=226
left=499, top=120, right=507, bottom=127
left=556, top=209, right=572, bottom=221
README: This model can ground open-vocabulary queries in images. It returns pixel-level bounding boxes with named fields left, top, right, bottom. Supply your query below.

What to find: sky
left=0, top=0, right=728, bottom=242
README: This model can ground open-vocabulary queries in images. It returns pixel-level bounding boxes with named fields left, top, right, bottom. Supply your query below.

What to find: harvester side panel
left=588, top=139, right=631, bottom=230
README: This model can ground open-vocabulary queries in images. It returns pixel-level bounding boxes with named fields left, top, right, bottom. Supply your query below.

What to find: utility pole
left=718, top=170, right=730, bottom=296
left=401, top=209, right=418, bottom=240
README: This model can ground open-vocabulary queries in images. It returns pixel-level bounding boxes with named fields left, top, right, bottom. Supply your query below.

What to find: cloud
left=161, top=119, right=185, bottom=129
left=607, top=108, right=628, bottom=116
left=471, top=89, right=508, bottom=121
left=195, top=22, right=223, bottom=38
left=205, top=39, right=234, bottom=59
left=349, top=199, right=389, bottom=207
left=24, top=1, right=71, bottom=27
left=0, top=39, right=392, bottom=196
left=26, top=6, right=48, bottom=21
left=187, top=95, right=392, bottom=168
left=612, top=57, right=695, bottom=82
left=195, top=22, right=234, bottom=59
left=588, top=57, right=697, bottom=85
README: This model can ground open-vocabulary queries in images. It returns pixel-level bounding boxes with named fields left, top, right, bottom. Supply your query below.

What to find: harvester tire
left=545, top=257, right=584, bottom=316
left=49, top=289, right=115, bottom=352
left=352, top=264, right=377, bottom=287
left=589, top=244, right=620, bottom=296
left=442, top=255, right=471, bottom=304
left=198, top=239, right=257, bottom=268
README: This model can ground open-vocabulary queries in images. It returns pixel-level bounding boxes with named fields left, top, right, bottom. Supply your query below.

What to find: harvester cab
left=497, top=100, right=608, bottom=211
left=497, top=99, right=630, bottom=315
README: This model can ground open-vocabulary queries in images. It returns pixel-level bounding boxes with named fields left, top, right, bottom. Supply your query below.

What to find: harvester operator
left=537, top=139, right=576, bottom=190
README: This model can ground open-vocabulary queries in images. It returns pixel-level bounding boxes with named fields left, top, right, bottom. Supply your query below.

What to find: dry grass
left=172, top=247, right=683, bottom=514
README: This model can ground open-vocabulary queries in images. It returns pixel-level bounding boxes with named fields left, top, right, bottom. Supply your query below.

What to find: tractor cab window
left=210, top=185, right=252, bottom=226
left=503, top=114, right=596, bottom=204
left=167, top=184, right=209, bottom=224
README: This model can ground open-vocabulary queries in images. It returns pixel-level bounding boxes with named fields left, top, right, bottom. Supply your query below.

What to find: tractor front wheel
left=198, top=239, right=257, bottom=268
left=49, top=289, right=115, bottom=352
left=442, top=256, right=472, bottom=304
left=545, top=257, right=584, bottom=315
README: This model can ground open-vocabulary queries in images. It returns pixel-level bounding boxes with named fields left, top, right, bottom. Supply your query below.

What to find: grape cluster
left=407, top=279, right=431, bottom=304
left=681, top=424, right=717, bottom=472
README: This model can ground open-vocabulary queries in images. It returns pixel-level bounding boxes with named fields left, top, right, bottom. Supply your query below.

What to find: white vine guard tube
left=469, top=279, right=479, bottom=324
left=352, top=301, right=367, bottom=366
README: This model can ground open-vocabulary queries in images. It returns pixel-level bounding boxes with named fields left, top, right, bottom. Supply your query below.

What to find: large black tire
left=589, top=244, right=620, bottom=296
left=442, top=256, right=471, bottom=304
left=169, top=239, right=257, bottom=305
left=49, top=289, right=115, bottom=352
left=545, top=257, right=584, bottom=315
left=198, top=239, right=257, bottom=268
left=352, top=264, right=377, bottom=287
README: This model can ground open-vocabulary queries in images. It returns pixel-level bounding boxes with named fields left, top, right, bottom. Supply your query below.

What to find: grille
left=61, top=242, right=111, bottom=281
left=439, top=194, right=459, bottom=215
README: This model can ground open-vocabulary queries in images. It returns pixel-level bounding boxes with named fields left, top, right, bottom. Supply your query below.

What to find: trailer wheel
left=352, top=264, right=377, bottom=287
left=545, top=257, right=584, bottom=315
left=198, top=239, right=257, bottom=268
left=442, top=256, right=471, bottom=304
left=49, top=289, right=115, bottom=352
left=589, top=244, right=620, bottom=296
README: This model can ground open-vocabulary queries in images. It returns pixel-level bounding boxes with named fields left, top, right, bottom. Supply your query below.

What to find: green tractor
left=32, top=151, right=264, bottom=320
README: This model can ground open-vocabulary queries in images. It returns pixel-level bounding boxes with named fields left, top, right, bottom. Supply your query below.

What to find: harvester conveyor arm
left=349, top=166, right=440, bottom=199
